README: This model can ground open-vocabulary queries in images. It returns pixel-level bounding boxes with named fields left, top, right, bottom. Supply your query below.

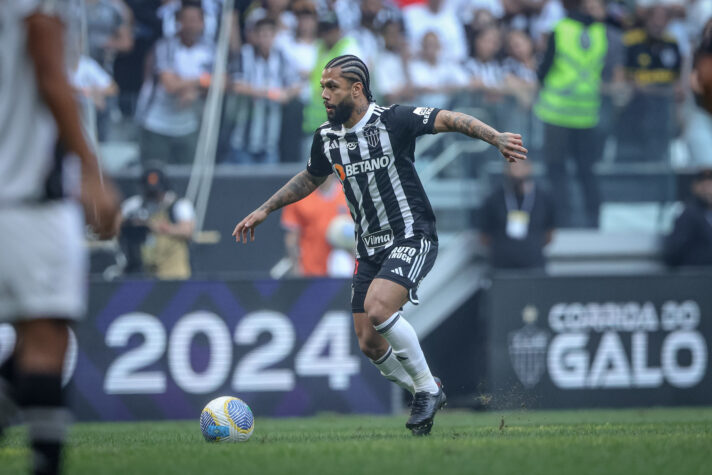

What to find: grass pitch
left=1, top=407, right=710, bottom=475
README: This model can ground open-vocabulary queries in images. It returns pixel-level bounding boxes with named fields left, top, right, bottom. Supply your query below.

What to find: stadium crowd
left=77, top=0, right=712, bottom=277
left=86, top=0, right=712, bottom=167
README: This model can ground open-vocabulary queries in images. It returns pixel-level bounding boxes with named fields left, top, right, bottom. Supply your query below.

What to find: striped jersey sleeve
left=306, top=128, right=334, bottom=177
left=383, top=105, right=441, bottom=139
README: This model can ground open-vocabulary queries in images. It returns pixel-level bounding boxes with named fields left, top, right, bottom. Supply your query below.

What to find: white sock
left=371, top=347, right=415, bottom=394
left=374, top=312, right=438, bottom=394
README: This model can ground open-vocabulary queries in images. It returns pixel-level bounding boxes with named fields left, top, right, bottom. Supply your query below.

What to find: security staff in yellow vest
left=535, top=0, right=612, bottom=228
left=120, top=164, right=195, bottom=279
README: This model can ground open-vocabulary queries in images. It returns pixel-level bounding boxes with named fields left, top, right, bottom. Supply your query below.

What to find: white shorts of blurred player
left=0, top=201, right=87, bottom=322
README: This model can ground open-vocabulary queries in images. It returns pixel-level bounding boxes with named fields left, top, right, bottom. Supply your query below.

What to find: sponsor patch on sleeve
left=412, top=107, right=434, bottom=117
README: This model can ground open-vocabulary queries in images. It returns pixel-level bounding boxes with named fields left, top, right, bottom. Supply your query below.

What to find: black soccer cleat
left=406, top=381, right=447, bottom=436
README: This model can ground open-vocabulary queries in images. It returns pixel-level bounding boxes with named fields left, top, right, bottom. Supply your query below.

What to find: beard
left=327, top=99, right=354, bottom=126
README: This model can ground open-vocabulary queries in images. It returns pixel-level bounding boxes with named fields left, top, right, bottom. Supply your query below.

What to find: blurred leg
left=15, top=318, right=70, bottom=475
left=173, top=131, right=199, bottom=165
left=574, top=127, right=602, bottom=228
left=543, top=123, right=572, bottom=226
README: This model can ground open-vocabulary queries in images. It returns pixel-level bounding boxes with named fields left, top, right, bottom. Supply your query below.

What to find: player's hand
left=81, top=170, right=121, bottom=240
left=495, top=132, right=527, bottom=163
left=232, top=208, right=268, bottom=243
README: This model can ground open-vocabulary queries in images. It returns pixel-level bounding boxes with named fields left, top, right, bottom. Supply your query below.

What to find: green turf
left=1, top=407, right=711, bottom=475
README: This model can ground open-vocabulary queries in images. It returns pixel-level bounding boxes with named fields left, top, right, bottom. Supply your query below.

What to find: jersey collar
left=343, top=103, right=376, bottom=133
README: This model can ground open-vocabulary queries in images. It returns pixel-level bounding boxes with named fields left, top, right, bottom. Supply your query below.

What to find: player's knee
left=353, top=324, right=384, bottom=359
left=363, top=295, right=390, bottom=326
left=16, top=319, right=69, bottom=373
left=357, top=336, right=388, bottom=361
left=358, top=339, right=385, bottom=361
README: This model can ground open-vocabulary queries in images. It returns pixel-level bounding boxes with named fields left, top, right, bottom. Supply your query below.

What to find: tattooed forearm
left=435, top=110, right=498, bottom=145
left=258, top=170, right=326, bottom=214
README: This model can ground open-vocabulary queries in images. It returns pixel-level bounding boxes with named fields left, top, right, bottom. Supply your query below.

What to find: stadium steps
left=406, top=231, right=485, bottom=339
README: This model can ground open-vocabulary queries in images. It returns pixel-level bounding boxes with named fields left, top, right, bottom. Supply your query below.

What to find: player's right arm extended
left=26, top=12, right=120, bottom=239
left=434, top=110, right=527, bottom=163
left=233, top=171, right=326, bottom=243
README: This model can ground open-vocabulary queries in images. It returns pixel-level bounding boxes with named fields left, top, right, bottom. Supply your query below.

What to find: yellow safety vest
left=535, top=18, right=607, bottom=129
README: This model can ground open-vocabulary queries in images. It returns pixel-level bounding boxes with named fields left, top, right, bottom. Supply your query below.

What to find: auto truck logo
left=508, top=305, right=549, bottom=389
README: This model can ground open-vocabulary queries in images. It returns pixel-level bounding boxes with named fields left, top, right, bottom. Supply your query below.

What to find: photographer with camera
left=120, top=163, right=195, bottom=279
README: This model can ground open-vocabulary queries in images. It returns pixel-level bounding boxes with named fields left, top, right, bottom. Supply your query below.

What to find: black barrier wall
left=487, top=273, right=712, bottom=409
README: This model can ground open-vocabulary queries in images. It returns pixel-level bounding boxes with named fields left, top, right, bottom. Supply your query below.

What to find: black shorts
left=351, top=235, right=438, bottom=313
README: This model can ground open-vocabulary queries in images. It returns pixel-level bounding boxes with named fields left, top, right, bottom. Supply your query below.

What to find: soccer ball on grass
left=200, top=396, right=254, bottom=442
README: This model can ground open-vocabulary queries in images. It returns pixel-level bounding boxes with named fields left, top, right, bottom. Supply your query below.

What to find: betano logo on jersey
left=333, top=155, right=394, bottom=181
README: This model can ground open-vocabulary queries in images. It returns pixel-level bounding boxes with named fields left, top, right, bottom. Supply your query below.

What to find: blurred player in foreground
left=233, top=55, right=526, bottom=435
left=0, top=2, right=120, bottom=474
left=692, top=20, right=712, bottom=115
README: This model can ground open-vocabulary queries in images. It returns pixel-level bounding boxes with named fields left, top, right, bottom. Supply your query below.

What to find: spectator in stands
left=302, top=12, right=361, bottom=134
left=286, top=1, right=320, bottom=82
left=503, top=29, right=538, bottom=94
left=497, top=0, right=566, bottom=51
left=348, top=0, right=392, bottom=70
left=70, top=52, right=119, bottom=141
left=456, top=0, right=505, bottom=27
left=120, top=163, right=196, bottom=279
left=617, top=5, right=682, bottom=163
left=468, top=7, right=498, bottom=42
left=663, top=168, right=712, bottom=268
left=502, top=29, right=538, bottom=146
left=534, top=0, right=612, bottom=228
left=375, top=19, right=415, bottom=105
left=403, top=0, right=468, bottom=61
left=158, top=0, right=222, bottom=41
left=245, top=0, right=297, bottom=51
left=113, top=0, right=163, bottom=118
left=85, top=0, right=134, bottom=70
left=480, top=161, right=557, bottom=271
left=281, top=175, right=352, bottom=276
left=410, top=31, right=469, bottom=109
left=529, top=0, right=566, bottom=50
left=464, top=26, right=506, bottom=94
left=228, top=18, right=301, bottom=164
left=137, top=1, right=214, bottom=164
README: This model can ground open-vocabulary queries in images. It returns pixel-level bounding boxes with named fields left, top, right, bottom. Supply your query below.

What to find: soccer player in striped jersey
left=233, top=54, right=527, bottom=435
left=0, top=2, right=119, bottom=474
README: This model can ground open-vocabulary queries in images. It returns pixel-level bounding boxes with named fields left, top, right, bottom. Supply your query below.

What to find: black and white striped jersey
left=306, top=103, right=440, bottom=259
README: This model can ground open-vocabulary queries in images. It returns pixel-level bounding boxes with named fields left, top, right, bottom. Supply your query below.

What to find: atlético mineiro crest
left=363, top=126, right=380, bottom=149
left=508, top=305, right=549, bottom=389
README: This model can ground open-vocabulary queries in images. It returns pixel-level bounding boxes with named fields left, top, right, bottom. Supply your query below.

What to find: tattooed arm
left=232, top=170, right=327, bottom=243
left=433, top=110, right=528, bottom=163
